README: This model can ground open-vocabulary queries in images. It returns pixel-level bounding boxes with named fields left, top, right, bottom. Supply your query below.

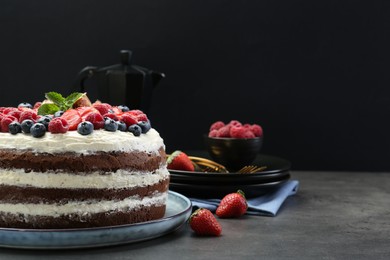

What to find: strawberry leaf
left=45, top=92, right=65, bottom=106
left=37, top=103, right=60, bottom=115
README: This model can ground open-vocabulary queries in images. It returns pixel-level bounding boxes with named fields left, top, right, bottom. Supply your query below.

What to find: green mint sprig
left=37, top=92, right=84, bottom=115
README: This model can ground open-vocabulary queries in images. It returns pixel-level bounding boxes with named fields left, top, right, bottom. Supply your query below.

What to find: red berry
left=217, top=125, right=231, bottom=137
left=7, top=110, right=21, bottom=120
left=92, top=103, right=112, bottom=115
left=216, top=190, right=248, bottom=218
left=2, top=107, right=18, bottom=115
left=103, top=113, right=118, bottom=121
left=33, top=102, right=42, bottom=109
left=127, top=110, right=148, bottom=122
left=210, top=121, right=225, bottom=132
left=189, top=208, right=222, bottom=236
left=167, top=151, right=195, bottom=171
left=77, top=107, right=100, bottom=121
left=85, top=112, right=104, bottom=130
left=121, top=113, right=138, bottom=127
left=208, top=129, right=219, bottom=137
left=19, top=110, right=38, bottom=123
left=228, top=120, right=242, bottom=127
left=48, top=118, right=69, bottom=134
left=1, top=115, right=17, bottom=132
left=230, top=125, right=254, bottom=138
left=250, top=124, right=263, bottom=137
left=111, top=106, right=124, bottom=116
left=61, top=109, right=82, bottom=131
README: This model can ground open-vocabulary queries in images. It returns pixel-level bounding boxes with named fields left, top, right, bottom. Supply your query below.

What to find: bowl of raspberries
left=205, top=120, right=263, bottom=171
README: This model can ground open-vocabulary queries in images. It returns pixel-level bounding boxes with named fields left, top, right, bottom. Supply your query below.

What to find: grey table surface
left=0, top=171, right=389, bottom=260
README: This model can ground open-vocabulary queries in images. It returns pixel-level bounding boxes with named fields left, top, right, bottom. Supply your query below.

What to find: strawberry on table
left=167, top=150, right=195, bottom=171
left=189, top=208, right=222, bottom=236
left=216, top=190, right=248, bottom=218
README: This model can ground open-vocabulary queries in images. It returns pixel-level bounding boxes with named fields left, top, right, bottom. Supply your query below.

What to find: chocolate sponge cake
left=0, top=95, right=169, bottom=229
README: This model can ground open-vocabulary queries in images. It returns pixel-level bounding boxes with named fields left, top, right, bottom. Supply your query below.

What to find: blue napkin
left=190, top=180, right=299, bottom=216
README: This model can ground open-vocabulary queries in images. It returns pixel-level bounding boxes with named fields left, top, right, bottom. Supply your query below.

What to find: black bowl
left=204, top=135, right=263, bottom=171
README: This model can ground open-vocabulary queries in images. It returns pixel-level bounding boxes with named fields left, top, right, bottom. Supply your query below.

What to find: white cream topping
left=0, top=192, right=167, bottom=217
left=0, top=128, right=164, bottom=154
left=0, top=168, right=169, bottom=189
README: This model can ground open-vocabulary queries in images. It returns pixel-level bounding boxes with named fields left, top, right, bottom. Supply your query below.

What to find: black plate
left=169, top=175, right=290, bottom=199
left=169, top=154, right=291, bottom=185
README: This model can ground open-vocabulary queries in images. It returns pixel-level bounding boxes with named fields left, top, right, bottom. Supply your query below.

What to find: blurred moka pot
left=74, top=50, right=165, bottom=113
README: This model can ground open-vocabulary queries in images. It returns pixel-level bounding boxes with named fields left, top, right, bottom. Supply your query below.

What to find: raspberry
left=128, top=110, right=148, bottom=122
left=2, top=107, right=18, bottom=115
left=228, top=120, right=242, bottom=127
left=210, top=121, right=225, bottom=131
left=230, top=125, right=255, bottom=138
left=250, top=124, right=263, bottom=137
left=19, top=110, right=38, bottom=123
left=92, top=103, right=112, bottom=115
left=48, top=118, right=69, bottom=134
left=217, top=125, right=231, bottom=137
left=85, top=112, right=105, bottom=130
left=1, top=115, right=17, bottom=132
left=121, top=113, right=138, bottom=127
left=208, top=129, right=219, bottom=137
left=103, top=113, right=119, bottom=121
left=7, top=110, right=21, bottom=120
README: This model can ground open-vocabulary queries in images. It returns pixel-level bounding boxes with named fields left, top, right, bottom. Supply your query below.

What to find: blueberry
left=137, top=120, right=151, bottom=134
left=54, top=111, right=64, bottom=118
left=18, top=102, right=32, bottom=109
left=30, top=123, right=46, bottom=138
left=37, top=116, right=51, bottom=130
left=117, top=121, right=127, bottom=132
left=128, top=124, right=142, bottom=137
left=118, top=105, right=130, bottom=112
left=104, top=119, right=118, bottom=132
left=21, top=119, right=34, bottom=133
left=8, top=122, right=22, bottom=135
left=77, top=121, right=94, bottom=135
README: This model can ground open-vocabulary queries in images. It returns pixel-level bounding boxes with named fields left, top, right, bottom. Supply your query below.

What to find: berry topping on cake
left=33, top=102, right=42, bottom=109
left=18, top=102, right=33, bottom=109
left=128, top=124, right=142, bottom=137
left=118, top=105, right=130, bottom=112
left=54, top=111, right=64, bottom=118
left=1, top=115, right=17, bottom=132
left=48, top=118, right=69, bottom=134
left=21, top=119, right=34, bottom=133
left=117, top=121, right=127, bottom=132
left=137, top=120, right=151, bottom=134
left=216, top=190, right=248, bottom=218
left=92, top=102, right=112, bottom=115
left=103, top=113, right=119, bottom=121
left=30, top=123, right=46, bottom=138
left=85, top=112, right=104, bottom=130
left=121, top=113, right=138, bottom=127
left=8, top=122, right=22, bottom=135
left=189, top=208, right=222, bottom=236
left=208, top=120, right=263, bottom=139
left=104, top=119, right=118, bottom=132
left=19, top=110, right=38, bottom=123
left=37, top=116, right=52, bottom=130
left=77, top=121, right=94, bottom=135
left=167, top=151, right=195, bottom=171
left=61, top=109, right=82, bottom=131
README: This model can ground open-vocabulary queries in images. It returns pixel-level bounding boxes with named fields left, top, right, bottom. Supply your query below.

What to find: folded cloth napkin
left=190, top=180, right=299, bottom=216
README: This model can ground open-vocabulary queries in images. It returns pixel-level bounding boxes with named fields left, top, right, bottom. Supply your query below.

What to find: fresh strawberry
left=167, top=150, right=195, bottom=171
left=1, top=115, right=17, bottom=132
left=48, top=118, right=69, bottom=134
left=77, top=107, right=100, bottom=121
left=230, top=125, right=255, bottom=139
left=61, top=109, right=81, bottom=131
left=189, top=208, right=222, bottom=236
left=85, top=112, right=104, bottom=129
left=127, top=110, right=148, bottom=122
left=92, top=103, right=112, bottom=115
left=216, top=190, right=248, bottom=218
left=103, top=113, right=118, bottom=121
left=19, top=110, right=38, bottom=123
left=120, top=113, right=138, bottom=127
left=111, top=106, right=124, bottom=116
left=210, top=121, right=225, bottom=131
left=250, top=124, right=263, bottom=137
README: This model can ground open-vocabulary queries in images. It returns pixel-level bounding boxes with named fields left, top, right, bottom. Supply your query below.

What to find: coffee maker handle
left=74, top=66, right=98, bottom=92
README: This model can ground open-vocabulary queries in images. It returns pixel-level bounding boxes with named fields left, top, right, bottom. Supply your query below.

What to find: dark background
left=0, top=0, right=389, bottom=171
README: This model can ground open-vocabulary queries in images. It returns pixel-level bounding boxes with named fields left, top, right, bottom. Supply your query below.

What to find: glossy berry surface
left=137, top=120, right=151, bottom=134
left=21, top=119, right=34, bottom=133
left=8, top=122, right=22, bottom=134
left=77, top=121, right=94, bottom=135
left=30, top=123, right=46, bottom=138
left=104, top=119, right=118, bottom=132
left=128, top=124, right=142, bottom=136
left=18, top=102, right=33, bottom=109
left=37, top=116, right=51, bottom=130
left=117, top=121, right=127, bottom=132
left=118, top=105, right=130, bottom=112
left=48, top=118, right=69, bottom=134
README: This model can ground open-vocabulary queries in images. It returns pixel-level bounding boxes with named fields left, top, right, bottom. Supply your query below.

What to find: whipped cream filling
left=0, top=167, right=169, bottom=189
left=0, top=128, right=165, bottom=154
left=0, top=192, right=167, bottom=217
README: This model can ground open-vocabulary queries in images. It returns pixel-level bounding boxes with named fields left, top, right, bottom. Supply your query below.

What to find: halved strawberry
left=111, top=106, right=124, bottom=116
left=120, top=113, right=138, bottom=127
left=77, top=107, right=100, bottom=121
left=92, top=103, right=112, bottom=115
left=61, top=109, right=81, bottom=131
left=85, top=112, right=104, bottom=129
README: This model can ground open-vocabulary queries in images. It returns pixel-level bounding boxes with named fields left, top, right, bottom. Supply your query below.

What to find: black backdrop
left=0, top=0, right=389, bottom=171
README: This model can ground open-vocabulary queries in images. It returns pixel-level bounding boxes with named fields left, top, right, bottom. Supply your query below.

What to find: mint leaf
left=45, top=92, right=65, bottom=106
left=65, top=92, right=83, bottom=106
left=37, top=103, right=60, bottom=115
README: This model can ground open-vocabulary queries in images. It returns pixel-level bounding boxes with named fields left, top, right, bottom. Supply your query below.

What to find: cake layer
left=0, top=147, right=166, bottom=173
left=0, top=129, right=165, bottom=154
left=0, top=205, right=166, bottom=229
